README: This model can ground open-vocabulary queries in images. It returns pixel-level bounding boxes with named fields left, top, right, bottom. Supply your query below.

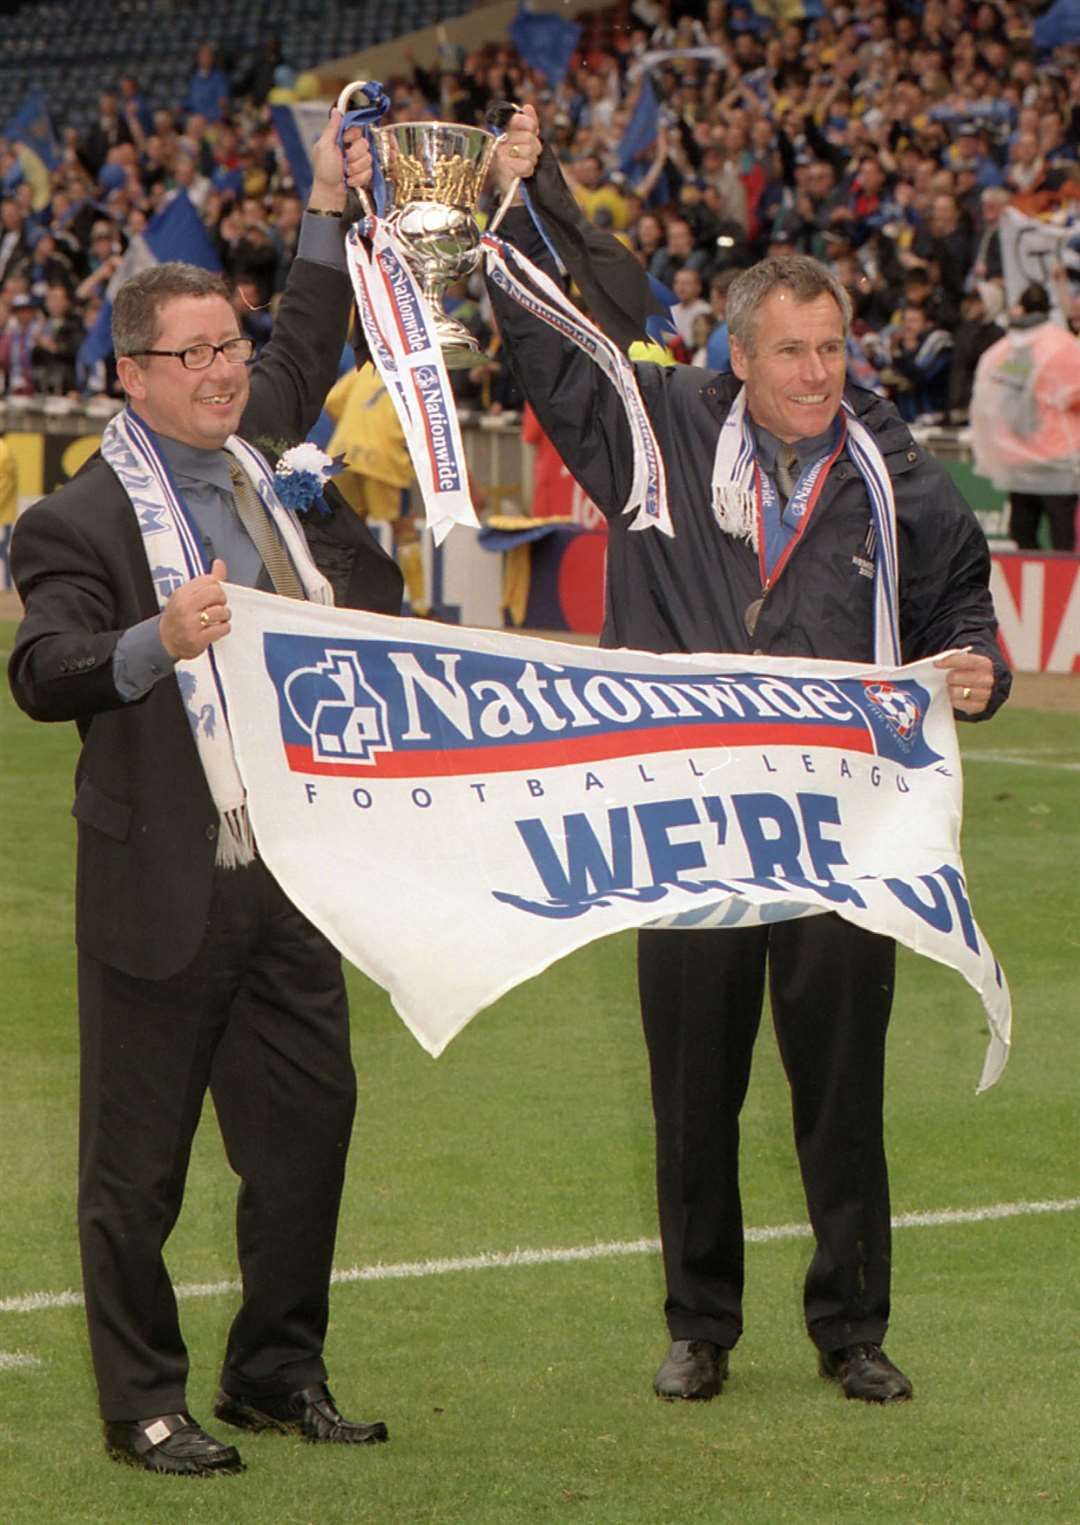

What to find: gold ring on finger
left=200, top=610, right=211, bottom=629
left=509, top=143, right=521, bottom=158
left=962, top=685, right=971, bottom=700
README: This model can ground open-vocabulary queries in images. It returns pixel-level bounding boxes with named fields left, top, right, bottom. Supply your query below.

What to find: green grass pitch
left=1, top=618, right=1078, bottom=1524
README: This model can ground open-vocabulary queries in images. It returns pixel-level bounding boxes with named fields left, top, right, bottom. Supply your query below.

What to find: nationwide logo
left=487, top=261, right=599, bottom=359
left=351, top=257, right=399, bottom=375
left=379, top=246, right=430, bottom=355
left=264, top=636, right=943, bottom=779
left=412, top=366, right=462, bottom=493
left=281, top=647, right=390, bottom=765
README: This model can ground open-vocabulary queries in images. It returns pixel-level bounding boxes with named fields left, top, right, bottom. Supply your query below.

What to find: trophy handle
left=487, top=175, right=521, bottom=237
left=335, top=80, right=377, bottom=219
left=483, top=101, right=526, bottom=236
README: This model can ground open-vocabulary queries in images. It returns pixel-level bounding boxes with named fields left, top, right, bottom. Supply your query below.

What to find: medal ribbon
left=712, top=387, right=901, bottom=664
left=754, top=418, right=846, bottom=592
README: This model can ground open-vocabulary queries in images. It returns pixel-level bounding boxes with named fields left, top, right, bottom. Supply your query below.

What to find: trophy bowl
left=374, top=122, right=497, bottom=368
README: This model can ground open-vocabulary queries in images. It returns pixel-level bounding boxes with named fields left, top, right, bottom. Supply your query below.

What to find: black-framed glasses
left=130, top=337, right=256, bottom=370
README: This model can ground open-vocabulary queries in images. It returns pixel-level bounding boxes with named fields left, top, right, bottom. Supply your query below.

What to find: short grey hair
left=725, top=255, right=852, bottom=356
left=112, top=261, right=232, bottom=359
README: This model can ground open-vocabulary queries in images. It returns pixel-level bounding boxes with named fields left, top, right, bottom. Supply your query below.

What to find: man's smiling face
left=730, top=287, right=847, bottom=443
left=119, top=294, right=251, bottom=449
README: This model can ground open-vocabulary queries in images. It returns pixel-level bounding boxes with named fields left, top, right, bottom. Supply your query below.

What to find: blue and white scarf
left=711, top=387, right=901, bottom=666
left=102, top=408, right=332, bottom=866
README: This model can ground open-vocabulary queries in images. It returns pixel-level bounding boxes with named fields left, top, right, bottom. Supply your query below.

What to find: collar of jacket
left=696, top=372, right=920, bottom=472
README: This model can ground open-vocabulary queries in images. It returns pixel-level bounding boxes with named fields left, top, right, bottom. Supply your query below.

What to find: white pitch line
left=1, top=1197, right=1076, bottom=1320
left=0, top=1352, right=42, bottom=1369
left=963, top=751, right=1080, bottom=772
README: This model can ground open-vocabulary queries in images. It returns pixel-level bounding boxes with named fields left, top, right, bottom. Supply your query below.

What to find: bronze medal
left=744, top=597, right=764, bottom=635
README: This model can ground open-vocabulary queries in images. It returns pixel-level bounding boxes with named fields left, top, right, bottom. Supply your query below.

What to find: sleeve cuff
left=112, top=616, right=176, bottom=702
left=298, top=210, right=349, bottom=272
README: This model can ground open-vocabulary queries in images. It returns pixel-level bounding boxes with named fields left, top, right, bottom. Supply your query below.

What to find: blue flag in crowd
left=618, top=75, right=660, bottom=176
left=78, top=192, right=221, bottom=375
left=509, top=4, right=581, bottom=87
left=645, top=275, right=678, bottom=347
left=269, top=101, right=332, bottom=202
left=1033, top=0, right=1080, bottom=48
left=144, top=189, right=222, bottom=270
left=3, top=89, right=59, bottom=171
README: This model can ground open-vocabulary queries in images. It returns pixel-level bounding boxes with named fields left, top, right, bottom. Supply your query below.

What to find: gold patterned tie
left=228, top=458, right=305, bottom=600
left=775, top=444, right=799, bottom=504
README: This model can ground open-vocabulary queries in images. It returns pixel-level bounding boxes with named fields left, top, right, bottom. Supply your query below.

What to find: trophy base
left=433, top=319, right=485, bottom=370
left=384, top=196, right=489, bottom=372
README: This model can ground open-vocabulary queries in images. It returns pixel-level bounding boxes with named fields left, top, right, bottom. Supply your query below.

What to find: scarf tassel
left=216, top=805, right=257, bottom=869
left=712, top=485, right=758, bottom=547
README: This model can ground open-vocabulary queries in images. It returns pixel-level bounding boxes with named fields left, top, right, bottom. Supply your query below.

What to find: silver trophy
left=339, top=88, right=497, bottom=369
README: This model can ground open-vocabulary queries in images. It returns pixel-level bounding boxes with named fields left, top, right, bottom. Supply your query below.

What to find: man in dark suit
left=7, top=112, right=391, bottom=1478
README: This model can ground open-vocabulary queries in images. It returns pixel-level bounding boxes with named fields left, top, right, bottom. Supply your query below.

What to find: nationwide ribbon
left=753, top=421, right=846, bottom=586
left=342, top=217, right=671, bottom=540
left=347, top=216, right=477, bottom=545
left=481, top=233, right=671, bottom=535
left=339, top=84, right=669, bottom=545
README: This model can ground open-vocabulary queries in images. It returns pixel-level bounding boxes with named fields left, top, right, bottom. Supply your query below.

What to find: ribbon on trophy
left=335, top=81, right=670, bottom=544
left=480, top=233, right=670, bottom=534
left=347, top=215, right=477, bottom=545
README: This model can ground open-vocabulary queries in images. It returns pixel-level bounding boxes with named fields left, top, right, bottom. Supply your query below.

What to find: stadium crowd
left=0, top=0, right=1078, bottom=433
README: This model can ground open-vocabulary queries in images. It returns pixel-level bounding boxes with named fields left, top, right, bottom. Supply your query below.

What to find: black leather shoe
left=104, top=1411, right=245, bottom=1476
left=819, top=1342, right=913, bottom=1403
left=214, top=1382, right=388, bottom=1444
left=653, top=1339, right=730, bottom=1400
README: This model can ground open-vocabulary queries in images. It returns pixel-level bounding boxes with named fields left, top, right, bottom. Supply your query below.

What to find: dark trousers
left=1009, top=491, right=1077, bottom=552
left=77, top=859, right=356, bottom=1421
left=638, top=913, right=895, bottom=1354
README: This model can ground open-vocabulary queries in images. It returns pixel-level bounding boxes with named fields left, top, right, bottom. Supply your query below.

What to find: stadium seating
left=0, top=0, right=478, bottom=136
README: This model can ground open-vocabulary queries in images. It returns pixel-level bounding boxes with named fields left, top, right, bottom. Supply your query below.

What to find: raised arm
left=242, top=110, right=372, bottom=445
left=485, top=107, right=638, bottom=517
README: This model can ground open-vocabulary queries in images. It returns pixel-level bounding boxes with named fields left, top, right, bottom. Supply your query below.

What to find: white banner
left=214, top=586, right=1011, bottom=1089
left=999, top=206, right=1078, bottom=318
left=628, top=45, right=730, bottom=81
